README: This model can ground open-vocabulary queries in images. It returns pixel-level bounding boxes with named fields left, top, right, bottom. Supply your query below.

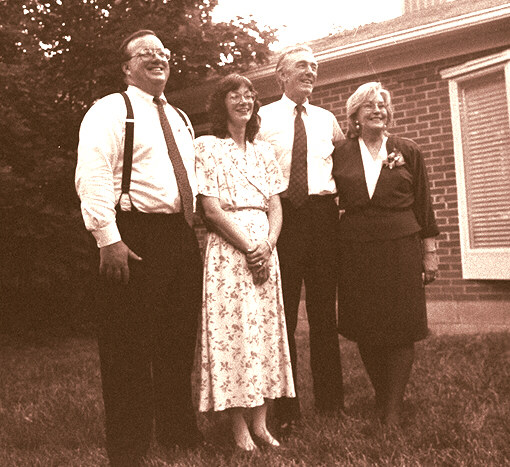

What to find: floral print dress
left=194, top=136, right=295, bottom=412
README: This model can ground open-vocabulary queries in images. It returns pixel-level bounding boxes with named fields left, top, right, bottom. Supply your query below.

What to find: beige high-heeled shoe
left=252, top=428, right=280, bottom=447
left=233, top=431, right=258, bottom=452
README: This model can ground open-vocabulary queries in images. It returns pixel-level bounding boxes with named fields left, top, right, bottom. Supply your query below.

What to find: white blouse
left=359, top=136, right=388, bottom=199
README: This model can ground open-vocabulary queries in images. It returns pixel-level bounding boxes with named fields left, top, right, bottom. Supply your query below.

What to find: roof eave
left=245, top=4, right=510, bottom=81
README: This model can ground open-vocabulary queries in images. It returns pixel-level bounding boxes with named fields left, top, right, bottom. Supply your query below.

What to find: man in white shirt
left=258, top=45, right=344, bottom=435
left=76, top=30, right=202, bottom=466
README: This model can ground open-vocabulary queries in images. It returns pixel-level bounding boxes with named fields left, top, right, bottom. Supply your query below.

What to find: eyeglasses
left=129, top=48, right=171, bottom=62
left=361, top=101, right=386, bottom=111
left=227, top=92, right=256, bottom=103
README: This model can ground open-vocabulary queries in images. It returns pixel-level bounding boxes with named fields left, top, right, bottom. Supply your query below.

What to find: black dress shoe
left=316, top=403, right=345, bottom=417
left=159, top=429, right=204, bottom=450
left=109, top=454, right=143, bottom=467
left=276, top=420, right=298, bottom=439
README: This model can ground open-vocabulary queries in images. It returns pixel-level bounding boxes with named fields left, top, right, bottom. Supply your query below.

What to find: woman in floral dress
left=194, top=74, right=295, bottom=451
left=332, top=82, right=439, bottom=426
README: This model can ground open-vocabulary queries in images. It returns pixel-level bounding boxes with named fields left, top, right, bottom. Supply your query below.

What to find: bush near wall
left=0, top=150, right=98, bottom=335
left=0, top=190, right=209, bottom=337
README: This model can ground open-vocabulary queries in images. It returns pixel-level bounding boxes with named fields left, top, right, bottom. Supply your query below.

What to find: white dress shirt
left=359, top=136, right=388, bottom=199
left=75, top=85, right=197, bottom=248
left=258, top=94, right=344, bottom=196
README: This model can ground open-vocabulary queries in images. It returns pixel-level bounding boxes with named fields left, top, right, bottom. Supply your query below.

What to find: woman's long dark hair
left=208, top=74, right=261, bottom=142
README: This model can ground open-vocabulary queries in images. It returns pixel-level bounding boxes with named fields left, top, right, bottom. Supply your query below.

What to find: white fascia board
left=440, top=48, right=510, bottom=79
left=245, top=4, right=510, bottom=81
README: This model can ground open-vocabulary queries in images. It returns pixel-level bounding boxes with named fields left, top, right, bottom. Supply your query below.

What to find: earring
left=355, top=120, right=360, bottom=131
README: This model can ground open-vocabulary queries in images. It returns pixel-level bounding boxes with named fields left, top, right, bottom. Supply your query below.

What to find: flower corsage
left=383, top=149, right=405, bottom=169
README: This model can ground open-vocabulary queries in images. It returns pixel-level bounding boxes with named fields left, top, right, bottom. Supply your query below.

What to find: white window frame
left=441, top=49, right=510, bottom=280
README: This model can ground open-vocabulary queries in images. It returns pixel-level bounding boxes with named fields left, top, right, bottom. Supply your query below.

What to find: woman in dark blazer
left=332, top=82, right=439, bottom=426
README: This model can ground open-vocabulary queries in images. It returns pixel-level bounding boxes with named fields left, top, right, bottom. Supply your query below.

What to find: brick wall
left=309, top=47, right=510, bottom=302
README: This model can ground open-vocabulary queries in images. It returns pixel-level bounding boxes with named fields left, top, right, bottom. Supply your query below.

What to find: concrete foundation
left=426, top=300, right=510, bottom=334
left=298, top=300, right=510, bottom=335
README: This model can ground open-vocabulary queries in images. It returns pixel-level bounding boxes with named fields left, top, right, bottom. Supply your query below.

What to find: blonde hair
left=346, top=82, right=393, bottom=138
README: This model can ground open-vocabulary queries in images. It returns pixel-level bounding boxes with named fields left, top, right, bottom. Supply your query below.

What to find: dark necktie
left=154, top=97, right=194, bottom=227
left=287, top=104, right=308, bottom=208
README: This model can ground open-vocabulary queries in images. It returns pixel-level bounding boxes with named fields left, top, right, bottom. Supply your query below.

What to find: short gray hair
left=275, top=45, right=315, bottom=92
left=346, top=82, right=393, bottom=138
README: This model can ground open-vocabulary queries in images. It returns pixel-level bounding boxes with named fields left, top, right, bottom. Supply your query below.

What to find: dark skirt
left=337, top=233, right=429, bottom=346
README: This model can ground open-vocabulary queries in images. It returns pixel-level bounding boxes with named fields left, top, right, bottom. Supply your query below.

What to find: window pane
left=459, top=71, right=510, bottom=248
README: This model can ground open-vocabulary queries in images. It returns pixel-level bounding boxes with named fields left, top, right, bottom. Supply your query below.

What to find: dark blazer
left=332, top=135, right=439, bottom=241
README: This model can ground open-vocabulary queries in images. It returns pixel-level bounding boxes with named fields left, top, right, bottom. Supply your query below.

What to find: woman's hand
left=422, top=251, right=438, bottom=285
left=246, top=240, right=272, bottom=271
left=252, top=263, right=270, bottom=286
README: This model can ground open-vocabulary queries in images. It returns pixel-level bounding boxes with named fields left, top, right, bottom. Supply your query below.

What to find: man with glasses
left=76, top=30, right=202, bottom=466
left=258, top=45, right=344, bottom=436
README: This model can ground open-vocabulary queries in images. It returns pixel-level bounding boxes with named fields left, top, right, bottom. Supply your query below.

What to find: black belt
left=116, top=209, right=186, bottom=222
left=308, top=194, right=336, bottom=202
left=281, top=194, right=336, bottom=202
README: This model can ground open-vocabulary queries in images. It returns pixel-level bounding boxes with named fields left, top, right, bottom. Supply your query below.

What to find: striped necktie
left=287, top=104, right=308, bottom=208
left=154, top=97, right=194, bottom=227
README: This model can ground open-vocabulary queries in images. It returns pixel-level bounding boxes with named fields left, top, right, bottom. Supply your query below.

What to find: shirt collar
left=127, top=85, right=167, bottom=104
left=280, top=93, right=310, bottom=115
left=359, top=136, right=389, bottom=161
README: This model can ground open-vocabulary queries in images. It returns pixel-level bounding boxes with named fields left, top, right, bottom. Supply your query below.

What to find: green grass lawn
left=1, top=328, right=509, bottom=466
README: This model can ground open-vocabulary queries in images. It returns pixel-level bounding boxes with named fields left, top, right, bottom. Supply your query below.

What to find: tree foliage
left=0, top=0, right=277, bottom=333
left=7, top=0, right=277, bottom=153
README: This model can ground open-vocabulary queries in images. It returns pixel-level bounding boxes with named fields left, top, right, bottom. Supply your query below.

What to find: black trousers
left=96, top=211, right=202, bottom=464
left=274, top=196, right=343, bottom=423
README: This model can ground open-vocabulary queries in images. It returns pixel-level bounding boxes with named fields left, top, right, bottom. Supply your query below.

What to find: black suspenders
left=118, top=92, right=135, bottom=211
left=117, top=91, right=193, bottom=212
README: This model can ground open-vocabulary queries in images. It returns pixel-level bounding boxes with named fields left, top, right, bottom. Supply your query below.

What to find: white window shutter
left=459, top=71, right=510, bottom=250
left=443, top=52, right=510, bottom=279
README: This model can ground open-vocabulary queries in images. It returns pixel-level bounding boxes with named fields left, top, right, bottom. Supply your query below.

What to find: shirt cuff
left=420, top=226, right=440, bottom=239
left=92, top=222, right=122, bottom=248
